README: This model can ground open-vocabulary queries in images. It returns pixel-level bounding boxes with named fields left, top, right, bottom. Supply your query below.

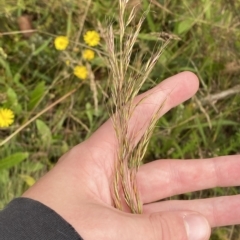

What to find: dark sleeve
left=0, top=197, right=83, bottom=240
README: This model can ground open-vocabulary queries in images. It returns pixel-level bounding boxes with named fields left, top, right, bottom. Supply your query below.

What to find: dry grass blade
left=105, top=0, right=173, bottom=213
left=201, top=85, right=240, bottom=104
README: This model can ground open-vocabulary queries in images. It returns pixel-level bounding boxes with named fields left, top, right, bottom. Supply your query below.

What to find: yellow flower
left=74, top=66, right=88, bottom=80
left=0, top=108, right=14, bottom=128
left=54, top=36, right=69, bottom=51
left=83, top=31, right=100, bottom=47
left=83, top=49, right=95, bottom=61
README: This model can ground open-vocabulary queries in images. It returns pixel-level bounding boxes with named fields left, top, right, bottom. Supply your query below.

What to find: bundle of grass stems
left=105, top=0, right=173, bottom=214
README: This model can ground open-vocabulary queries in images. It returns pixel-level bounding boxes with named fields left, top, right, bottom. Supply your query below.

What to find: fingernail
left=183, top=214, right=210, bottom=240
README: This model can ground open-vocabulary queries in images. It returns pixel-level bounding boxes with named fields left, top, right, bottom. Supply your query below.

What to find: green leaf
left=0, top=152, right=29, bottom=170
left=0, top=169, right=9, bottom=184
left=7, top=87, right=18, bottom=104
left=21, top=161, right=44, bottom=172
left=195, top=117, right=207, bottom=147
left=61, top=141, right=69, bottom=154
left=19, top=174, right=36, bottom=186
left=92, top=57, right=107, bottom=67
left=36, top=119, right=52, bottom=147
left=176, top=19, right=193, bottom=35
left=6, top=87, right=22, bottom=113
left=143, top=0, right=156, bottom=32
left=0, top=57, right=12, bottom=78
left=32, top=39, right=51, bottom=56
left=13, top=73, right=28, bottom=93
left=28, top=81, right=45, bottom=111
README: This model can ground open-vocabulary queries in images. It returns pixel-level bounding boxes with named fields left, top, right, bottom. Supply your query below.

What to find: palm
left=23, top=72, right=240, bottom=239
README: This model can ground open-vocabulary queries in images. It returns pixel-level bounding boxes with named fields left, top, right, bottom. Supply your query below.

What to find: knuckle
left=148, top=212, right=187, bottom=240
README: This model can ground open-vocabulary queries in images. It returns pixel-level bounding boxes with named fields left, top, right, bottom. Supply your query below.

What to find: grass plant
left=105, top=0, right=172, bottom=213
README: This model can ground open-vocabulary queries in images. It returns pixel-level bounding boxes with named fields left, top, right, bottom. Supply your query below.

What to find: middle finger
left=137, top=155, right=240, bottom=204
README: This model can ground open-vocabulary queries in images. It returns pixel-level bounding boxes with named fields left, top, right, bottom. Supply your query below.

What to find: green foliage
left=36, top=119, right=52, bottom=148
left=6, top=87, right=22, bottom=113
left=0, top=0, right=240, bottom=237
left=28, top=81, right=45, bottom=111
left=175, top=19, right=193, bottom=35
left=0, top=152, right=29, bottom=170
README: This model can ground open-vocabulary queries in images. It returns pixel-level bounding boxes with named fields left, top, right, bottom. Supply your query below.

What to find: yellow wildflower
left=74, top=66, right=88, bottom=80
left=83, top=49, right=95, bottom=61
left=0, top=108, right=14, bottom=127
left=54, top=36, right=69, bottom=51
left=83, top=31, right=100, bottom=47
left=65, top=60, right=70, bottom=66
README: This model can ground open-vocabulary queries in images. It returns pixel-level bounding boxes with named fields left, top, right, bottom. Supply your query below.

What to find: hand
left=23, top=72, right=240, bottom=240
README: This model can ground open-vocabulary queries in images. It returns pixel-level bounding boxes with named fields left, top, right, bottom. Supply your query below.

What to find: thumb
left=130, top=211, right=211, bottom=240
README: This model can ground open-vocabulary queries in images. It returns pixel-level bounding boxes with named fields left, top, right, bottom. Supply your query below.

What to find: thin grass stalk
left=105, top=0, right=172, bottom=213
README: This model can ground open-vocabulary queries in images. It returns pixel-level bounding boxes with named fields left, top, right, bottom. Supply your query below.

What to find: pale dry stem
left=106, top=0, right=172, bottom=214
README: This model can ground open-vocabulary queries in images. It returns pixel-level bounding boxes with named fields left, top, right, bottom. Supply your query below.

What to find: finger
left=129, top=211, right=210, bottom=240
left=137, top=155, right=240, bottom=204
left=77, top=205, right=210, bottom=240
left=143, top=195, right=240, bottom=228
left=84, top=71, right=199, bottom=167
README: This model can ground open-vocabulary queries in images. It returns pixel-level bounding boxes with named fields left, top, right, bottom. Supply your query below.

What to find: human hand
left=23, top=72, right=240, bottom=240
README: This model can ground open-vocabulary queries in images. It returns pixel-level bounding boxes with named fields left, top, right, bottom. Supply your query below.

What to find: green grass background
left=0, top=0, right=240, bottom=239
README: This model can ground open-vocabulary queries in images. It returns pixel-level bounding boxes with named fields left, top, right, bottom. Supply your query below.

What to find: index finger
left=84, top=71, right=199, bottom=171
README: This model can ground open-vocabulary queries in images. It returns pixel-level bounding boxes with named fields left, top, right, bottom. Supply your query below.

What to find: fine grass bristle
left=105, top=0, right=172, bottom=213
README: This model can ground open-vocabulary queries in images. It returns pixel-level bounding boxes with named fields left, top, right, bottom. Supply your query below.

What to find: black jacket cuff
left=0, top=197, right=83, bottom=240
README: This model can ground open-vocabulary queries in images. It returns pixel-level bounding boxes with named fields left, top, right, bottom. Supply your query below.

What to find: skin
left=23, top=72, right=240, bottom=239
